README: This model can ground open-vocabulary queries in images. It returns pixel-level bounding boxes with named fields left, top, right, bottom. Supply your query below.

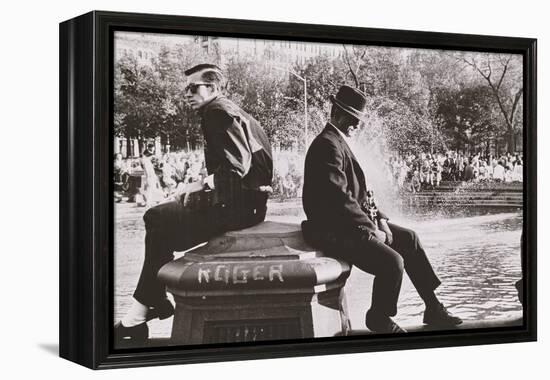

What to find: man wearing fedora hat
left=301, top=85, right=462, bottom=333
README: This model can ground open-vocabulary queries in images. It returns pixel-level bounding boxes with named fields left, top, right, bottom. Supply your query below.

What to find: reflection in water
left=115, top=204, right=523, bottom=336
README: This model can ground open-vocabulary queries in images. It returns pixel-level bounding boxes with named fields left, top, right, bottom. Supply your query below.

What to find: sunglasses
left=184, top=82, right=213, bottom=94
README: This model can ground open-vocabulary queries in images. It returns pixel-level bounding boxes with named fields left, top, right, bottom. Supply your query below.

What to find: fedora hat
left=329, top=85, right=368, bottom=120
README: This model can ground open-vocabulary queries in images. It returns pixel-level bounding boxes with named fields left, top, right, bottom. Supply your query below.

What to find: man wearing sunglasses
left=115, top=63, right=273, bottom=344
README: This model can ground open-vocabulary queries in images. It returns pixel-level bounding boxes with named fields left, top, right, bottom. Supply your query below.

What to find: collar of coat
left=325, top=122, right=360, bottom=163
left=198, top=94, right=224, bottom=115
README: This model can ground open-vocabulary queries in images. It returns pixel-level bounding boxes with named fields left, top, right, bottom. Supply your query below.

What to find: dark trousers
left=133, top=199, right=266, bottom=307
left=328, top=223, right=441, bottom=317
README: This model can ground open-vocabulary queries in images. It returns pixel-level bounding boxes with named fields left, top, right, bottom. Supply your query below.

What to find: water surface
left=115, top=203, right=523, bottom=336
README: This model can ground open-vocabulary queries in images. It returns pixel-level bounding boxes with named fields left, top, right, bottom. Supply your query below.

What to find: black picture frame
left=59, top=10, right=537, bottom=369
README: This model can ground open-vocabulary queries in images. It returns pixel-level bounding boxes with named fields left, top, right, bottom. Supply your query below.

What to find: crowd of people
left=272, top=149, right=305, bottom=201
left=114, top=144, right=209, bottom=206
left=389, top=151, right=524, bottom=193
left=114, top=145, right=307, bottom=205
left=115, top=145, right=524, bottom=206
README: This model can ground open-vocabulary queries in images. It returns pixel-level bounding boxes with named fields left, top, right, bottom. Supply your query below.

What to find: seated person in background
left=140, top=147, right=166, bottom=207
left=463, top=159, right=475, bottom=182
left=410, top=169, right=422, bottom=193
left=493, top=160, right=505, bottom=182
left=443, top=153, right=455, bottom=181
left=283, top=172, right=297, bottom=199
left=504, top=166, right=513, bottom=183
left=512, top=160, right=523, bottom=182
left=478, top=161, right=487, bottom=182
left=114, top=153, right=126, bottom=202
left=485, top=159, right=494, bottom=180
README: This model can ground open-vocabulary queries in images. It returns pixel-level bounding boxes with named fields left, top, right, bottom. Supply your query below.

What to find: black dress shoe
left=145, top=298, right=175, bottom=322
left=114, top=321, right=149, bottom=344
left=423, top=303, right=463, bottom=327
left=365, top=310, right=407, bottom=333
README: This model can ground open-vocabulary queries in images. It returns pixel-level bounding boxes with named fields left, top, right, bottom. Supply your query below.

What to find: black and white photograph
left=3, top=0, right=546, bottom=376
left=112, top=30, right=525, bottom=348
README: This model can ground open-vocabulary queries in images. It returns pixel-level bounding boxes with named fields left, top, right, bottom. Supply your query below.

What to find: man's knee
left=408, top=229, right=419, bottom=246
left=396, top=225, right=419, bottom=247
left=389, top=254, right=405, bottom=276
left=375, top=250, right=404, bottom=278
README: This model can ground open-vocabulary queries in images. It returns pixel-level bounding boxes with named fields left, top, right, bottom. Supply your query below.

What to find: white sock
left=121, top=299, right=148, bottom=327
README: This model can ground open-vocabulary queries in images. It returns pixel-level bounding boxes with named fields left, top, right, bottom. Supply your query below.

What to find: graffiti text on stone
left=197, top=264, right=284, bottom=284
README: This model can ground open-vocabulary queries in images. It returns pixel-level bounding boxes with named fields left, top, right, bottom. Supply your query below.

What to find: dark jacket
left=463, top=164, right=475, bottom=181
left=199, top=96, right=273, bottom=219
left=302, top=124, right=387, bottom=239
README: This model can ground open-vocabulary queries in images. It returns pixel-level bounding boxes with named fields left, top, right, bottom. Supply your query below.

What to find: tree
left=433, top=85, right=502, bottom=154
left=114, top=54, right=159, bottom=153
left=339, top=46, right=443, bottom=154
left=224, top=57, right=295, bottom=146
left=458, top=53, right=523, bottom=151
left=113, top=38, right=524, bottom=159
left=114, top=41, right=217, bottom=152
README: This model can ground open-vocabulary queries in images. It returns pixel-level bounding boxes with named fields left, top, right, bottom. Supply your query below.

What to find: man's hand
left=202, top=174, right=215, bottom=190
left=378, top=219, right=393, bottom=245
left=258, top=185, right=273, bottom=193
left=372, top=229, right=387, bottom=243
left=177, top=176, right=212, bottom=206
left=179, top=190, right=192, bottom=207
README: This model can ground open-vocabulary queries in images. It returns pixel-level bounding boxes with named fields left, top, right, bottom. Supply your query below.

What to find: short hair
left=184, top=63, right=224, bottom=88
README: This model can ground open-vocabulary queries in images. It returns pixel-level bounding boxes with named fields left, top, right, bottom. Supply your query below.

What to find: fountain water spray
left=349, top=114, right=404, bottom=221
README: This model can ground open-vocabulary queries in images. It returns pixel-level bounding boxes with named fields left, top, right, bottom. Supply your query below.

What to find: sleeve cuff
left=204, top=174, right=215, bottom=190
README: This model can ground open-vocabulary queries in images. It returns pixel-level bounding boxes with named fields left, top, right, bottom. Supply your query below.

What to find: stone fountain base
left=158, top=221, right=352, bottom=345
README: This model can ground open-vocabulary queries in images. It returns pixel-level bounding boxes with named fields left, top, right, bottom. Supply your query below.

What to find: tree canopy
left=114, top=39, right=523, bottom=156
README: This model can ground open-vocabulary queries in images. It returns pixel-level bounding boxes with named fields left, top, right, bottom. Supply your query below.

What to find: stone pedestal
left=158, top=221, right=351, bottom=345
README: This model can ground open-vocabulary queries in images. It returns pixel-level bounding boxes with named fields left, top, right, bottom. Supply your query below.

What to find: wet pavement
left=115, top=201, right=523, bottom=337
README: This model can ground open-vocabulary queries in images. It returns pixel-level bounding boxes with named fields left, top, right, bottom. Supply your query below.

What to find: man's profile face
left=338, top=112, right=361, bottom=137
left=184, top=70, right=217, bottom=110
left=346, top=118, right=362, bottom=137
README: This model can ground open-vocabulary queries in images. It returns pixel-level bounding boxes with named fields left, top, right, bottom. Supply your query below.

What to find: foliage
left=433, top=85, right=503, bottom=152
left=114, top=40, right=523, bottom=156
left=114, top=41, right=216, bottom=150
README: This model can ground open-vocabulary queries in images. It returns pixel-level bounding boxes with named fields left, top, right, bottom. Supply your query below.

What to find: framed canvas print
left=59, top=11, right=537, bottom=369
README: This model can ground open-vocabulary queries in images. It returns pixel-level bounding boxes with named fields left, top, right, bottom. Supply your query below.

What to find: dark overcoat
left=302, top=124, right=388, bottom=239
